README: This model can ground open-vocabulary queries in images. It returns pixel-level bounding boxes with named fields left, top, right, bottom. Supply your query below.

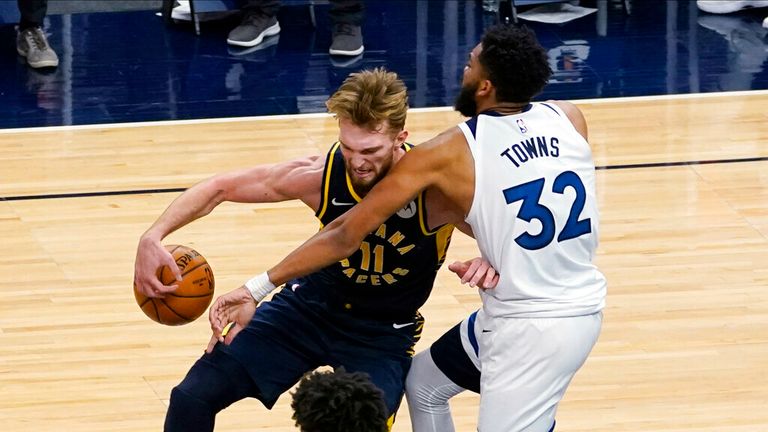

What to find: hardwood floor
left=1, top=91, right=767, bottom=431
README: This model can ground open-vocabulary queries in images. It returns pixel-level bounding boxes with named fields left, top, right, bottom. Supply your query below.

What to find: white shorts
left=475, top=309, right=603, bottom=432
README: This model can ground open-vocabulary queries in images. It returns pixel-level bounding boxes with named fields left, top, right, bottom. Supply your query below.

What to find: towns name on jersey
left=500, top=136, right=560, bottom=168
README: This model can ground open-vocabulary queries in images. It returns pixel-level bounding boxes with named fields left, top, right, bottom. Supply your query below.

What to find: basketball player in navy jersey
left=211, top=25, right=607, bottom=432
left=134, top=68, right=492, bottom=431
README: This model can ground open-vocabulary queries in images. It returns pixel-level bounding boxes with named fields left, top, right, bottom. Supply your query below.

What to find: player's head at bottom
left=291, top=368, right=388, bottom=432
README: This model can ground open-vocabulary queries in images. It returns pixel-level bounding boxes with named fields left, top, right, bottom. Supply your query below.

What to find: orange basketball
left=134, top=245, right=215, bottom=326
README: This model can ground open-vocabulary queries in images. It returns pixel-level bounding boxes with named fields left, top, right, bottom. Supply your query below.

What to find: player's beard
left=454, top=81, right=479, bottom=118
left=346, top=157, right=392, bottom=196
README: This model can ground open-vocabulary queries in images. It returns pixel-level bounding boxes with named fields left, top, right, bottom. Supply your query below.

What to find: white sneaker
left=697, top=1, right=768, bottom=14
left=158, top=1, right=237, bottom=22
left=16, top=27, right=59, bottom=69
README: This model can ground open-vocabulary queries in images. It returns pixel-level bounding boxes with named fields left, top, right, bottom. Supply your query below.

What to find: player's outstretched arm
left=210, top=128, right=473, bottom=337
left=266, top=130, right=462, bottom=285
left=135, top=155, right=324, bottom=298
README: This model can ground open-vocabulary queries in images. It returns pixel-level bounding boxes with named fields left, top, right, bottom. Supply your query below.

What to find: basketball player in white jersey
left=210, top=24, right=607, bottom=432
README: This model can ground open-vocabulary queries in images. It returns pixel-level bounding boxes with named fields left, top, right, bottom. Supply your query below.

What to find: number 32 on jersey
left=503, top=170, right=592, bottom=251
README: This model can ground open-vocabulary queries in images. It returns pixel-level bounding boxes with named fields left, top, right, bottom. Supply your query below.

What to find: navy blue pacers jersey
left=304, top=142, right=454, bottom=322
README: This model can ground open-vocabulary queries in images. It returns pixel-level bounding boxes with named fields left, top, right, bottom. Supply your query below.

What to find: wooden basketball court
left=1, top=91, right=767, bottom=431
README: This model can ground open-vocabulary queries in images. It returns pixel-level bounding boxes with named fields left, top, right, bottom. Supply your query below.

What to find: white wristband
left=244, top=272, right=276, bottom=302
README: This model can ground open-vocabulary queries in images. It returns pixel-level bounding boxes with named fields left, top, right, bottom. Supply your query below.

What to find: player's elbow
left=204, top=175, right=235, bottom=204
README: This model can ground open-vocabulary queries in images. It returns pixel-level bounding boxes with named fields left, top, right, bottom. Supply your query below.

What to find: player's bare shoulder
left=410, top=125, right=471, bottom=164
left=547, top=100, right=588, bottom=140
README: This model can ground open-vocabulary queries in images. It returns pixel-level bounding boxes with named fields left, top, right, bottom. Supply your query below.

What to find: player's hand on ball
left=448, top=257, right=499, bottom=290
left=207, top=286, right=256, bottom=352
left=134, top=236, right=182, bottom=298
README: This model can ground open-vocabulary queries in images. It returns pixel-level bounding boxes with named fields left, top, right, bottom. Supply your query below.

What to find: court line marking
left=3, top=156, right=767, bottom=202
left=1, top=89, right=767, bottom=135
left=596, top=156, right=768, bottom=170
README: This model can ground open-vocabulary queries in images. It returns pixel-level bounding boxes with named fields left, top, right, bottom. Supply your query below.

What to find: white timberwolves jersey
left=459, top=102, right=606, bottom=318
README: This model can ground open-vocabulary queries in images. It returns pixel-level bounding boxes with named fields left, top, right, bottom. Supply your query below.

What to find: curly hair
left=291, top=369, right=389, bottom=432
left=325, top=67, right=409, bottom=136
left=479, top=24, right=552, bottom=103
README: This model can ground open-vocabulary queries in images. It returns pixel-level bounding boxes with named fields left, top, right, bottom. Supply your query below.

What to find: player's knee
left=172, top=366, right=230, bottom=410
left=406, top=380, right=452, bottom=412
left=166, top=386, right=216, bottom=432
left=169, top=352, right=250, bottom=414
left=169, top=385, right=211, bottom=412
left=405, top=355, right=451, bottom=412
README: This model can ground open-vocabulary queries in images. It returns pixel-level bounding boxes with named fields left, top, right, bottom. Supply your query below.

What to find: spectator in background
left=697, top=0, right=768, bottom=14
left=291, top=369, right=388, bottom=432
left=227, top=0, right=364, bottom=56
left=16, top=0, right=58, bottom=68
left=696, top=0, right=768, bottom=28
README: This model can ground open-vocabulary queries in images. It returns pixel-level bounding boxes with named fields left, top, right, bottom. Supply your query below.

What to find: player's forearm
left=142, top=179, right=227, bottom=242
left=266, top=221, right=360, bottom=286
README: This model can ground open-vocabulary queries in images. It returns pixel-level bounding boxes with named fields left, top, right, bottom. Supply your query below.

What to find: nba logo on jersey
left=516, top=118, right=528, bottom=133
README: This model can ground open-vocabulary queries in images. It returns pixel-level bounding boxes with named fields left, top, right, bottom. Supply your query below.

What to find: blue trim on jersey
left=480, top=110, right=504, bottom=117
left=467, top=310, right=479, bottom=356
left=540, top=102, right=560, bottom=116
left=480, top=104, right=533, bottom=117
left=549, top=420, right=556, bottom=432
left=465, top=104, right=534, bottom=140
left=465, top=116, right=478, bottom=139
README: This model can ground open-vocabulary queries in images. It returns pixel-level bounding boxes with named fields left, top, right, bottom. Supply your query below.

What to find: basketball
left=134, top=245, right=215, bottom=326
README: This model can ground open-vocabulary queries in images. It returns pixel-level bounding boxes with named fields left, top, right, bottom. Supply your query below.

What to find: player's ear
left=395, top=129, right=408, bottom=145
left=477, top=79, right=493, bottom=97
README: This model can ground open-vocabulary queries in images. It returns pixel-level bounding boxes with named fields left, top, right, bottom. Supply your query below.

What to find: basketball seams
left=167, top=292, right=214, bottom=299
left=147, top=299, right=162, bottom=325
left=136, top=244, right=214, bottom=325
left=180, top=261, right=210, bottom=278
left=138, top=297, right=152, bottom=307
left=159, top=299, right=194, bottom=323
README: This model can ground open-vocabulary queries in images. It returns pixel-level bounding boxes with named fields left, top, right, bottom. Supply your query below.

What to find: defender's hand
left=448, top=257, right=499, bottom=290
left=207, top=286, right=257, bottom=350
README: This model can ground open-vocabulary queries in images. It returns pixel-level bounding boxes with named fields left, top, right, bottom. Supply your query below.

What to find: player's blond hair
left=326, top=68, right=409, bottom=136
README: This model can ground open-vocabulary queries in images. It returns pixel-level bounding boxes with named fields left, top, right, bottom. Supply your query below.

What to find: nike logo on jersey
left=393, top=322, right=414, bottom=329
left=331, top=198, right=355, bottom=206
left=482, top=329, right=492, bottom=333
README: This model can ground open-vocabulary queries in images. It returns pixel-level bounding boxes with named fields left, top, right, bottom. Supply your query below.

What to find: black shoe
left=330, top=53, right=363, bottom=68
left=227, top=13, right=280, bottom=47
left=329, top=23, right=364, bottom=56
left=227, top=34, right=280, bottom=58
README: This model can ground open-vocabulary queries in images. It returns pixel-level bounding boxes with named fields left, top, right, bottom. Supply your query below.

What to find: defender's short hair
left=479, top=25, right=552, bottom=103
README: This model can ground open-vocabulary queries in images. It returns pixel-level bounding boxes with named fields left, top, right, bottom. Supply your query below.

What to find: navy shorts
left=219, top=279, right=424, bottom=413
left=429, top=319, right=481, bottom=393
